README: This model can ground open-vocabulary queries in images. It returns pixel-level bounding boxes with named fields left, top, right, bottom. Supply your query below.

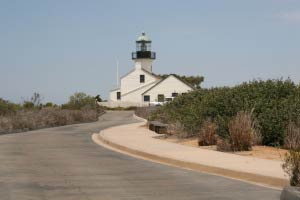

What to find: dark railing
left=132, top=51, right=156, bottom=59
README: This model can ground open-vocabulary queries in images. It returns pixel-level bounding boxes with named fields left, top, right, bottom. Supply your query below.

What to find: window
left=117, top=92, right=121, bottom=100
left=140, top=75, right=145, bottom=83
left=157, top=94, right=165, bottom=102
left=172, top=92, right=178, bottom=97
left=165, top=97, right=173, bottom=102
left=144, top=95, right=150, bottom=102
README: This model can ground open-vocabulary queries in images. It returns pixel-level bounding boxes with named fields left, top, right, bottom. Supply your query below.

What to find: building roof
left=122, top=80, right=161, bottom=97
left=110, top=87, right=120, bottom=92
left=120, top=68, right=161, bottom=80
left=141, top=75, right=195, bottom=95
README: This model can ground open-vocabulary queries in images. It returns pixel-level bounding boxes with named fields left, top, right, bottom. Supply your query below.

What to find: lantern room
left=132, top=32, right=156, bottom=60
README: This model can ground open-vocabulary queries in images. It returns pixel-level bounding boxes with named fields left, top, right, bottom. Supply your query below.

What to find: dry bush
left=164, top=121, right=198, bottom=138
left=0, top=116, right=11, bottom=133
left=198, top=120, right=217, bottom=146
left=167, top=121, right=183, bottom=135
left=217, top=111, right=260, bottom=152
left=283, top=150, right=300, bottom=186
left=0, top=108, right=98, bottom=134
left=228, top=111, right=260, bottom=151
left=9, top=111, right=37, bottom=131
left=216, top=138, right=232, bottom=152
left=282, top=122, right=300, bottom=186
left=167, top=121, right=187, bottom=137
left=284, top=122, right=300, bottom=150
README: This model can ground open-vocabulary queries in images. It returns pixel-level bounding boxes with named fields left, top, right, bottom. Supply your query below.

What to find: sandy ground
left=156, top=135, right=288, bottom=161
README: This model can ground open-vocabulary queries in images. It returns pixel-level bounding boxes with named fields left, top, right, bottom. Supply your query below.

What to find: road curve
left=0, top=111, right=280, bottom=200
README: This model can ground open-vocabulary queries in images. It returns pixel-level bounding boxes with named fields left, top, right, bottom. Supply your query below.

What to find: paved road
left=0, top=111, right=281, bottom=200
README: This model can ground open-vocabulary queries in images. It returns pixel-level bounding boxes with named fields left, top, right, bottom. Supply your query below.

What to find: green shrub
left=64, top=92, right=96, bottom=110
left=151, top=79, right=300, bottom=146
left=23, top=101, right=35, bottom=109
left=44, top=102, right=53, bottom=107
left=67, top=92, right=96, bottom=110
left=0, top=98, right=19, bottom=115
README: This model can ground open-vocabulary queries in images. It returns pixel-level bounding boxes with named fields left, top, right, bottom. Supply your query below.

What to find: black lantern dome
left=132, top=32, right=156, bottom=60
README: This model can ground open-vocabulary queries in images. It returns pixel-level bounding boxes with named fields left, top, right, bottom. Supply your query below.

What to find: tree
left=95, top=95, right=102, bottom=102
left=65, top=92, right=96, bottom=110
left=30, top=92, right=42, bottom=107
left=159, top=74, right=204, bottom=89
left=21, top=93, right=42, bottom=109
left=181, top=75, right=204, bottom=89
left=44, top=102, right=53, bottom=107
left=23, top=101, right=34, bottom=109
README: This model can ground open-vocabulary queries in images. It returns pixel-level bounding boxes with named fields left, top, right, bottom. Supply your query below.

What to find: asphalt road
left=0, top=111, right=281, bottom=200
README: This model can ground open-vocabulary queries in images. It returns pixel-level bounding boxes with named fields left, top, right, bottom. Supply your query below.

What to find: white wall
left=120, top=68, right=158, bottom=95
left=109, top=89, right=120, bottom=101
left=98, top=101, right=148, bottom=108
left=121, top=81, right=159, bottom=103
left=134, top=59, right=153, bottom=73
left=143, top=75, right=193, bottom=102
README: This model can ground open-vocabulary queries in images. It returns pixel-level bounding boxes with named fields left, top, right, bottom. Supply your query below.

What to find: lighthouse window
left=117, top=92, right=121, bottom=100
left=140, top=75, right=145, bottom=83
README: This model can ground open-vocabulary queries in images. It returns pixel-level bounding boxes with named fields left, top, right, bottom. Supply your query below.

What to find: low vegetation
left=105, top=106, right=137, bottom=111
left=283, top=150, right=300, bottom=186
left=135, top=78, right=300, bottom=186
left=284, top=122, right=300, bottom=151
left=0, top=92, right=104, bottom=134
left=282, top=121, right=300, bottom=186
left=150, top=79, right=300, bottom=148
left=198, top=119, right=217, bottom=146
left=147, top=78, right=300, bottom=186
left=135, top=107, right=158, bottom=120
left=217, top=111, right=261, bottom=152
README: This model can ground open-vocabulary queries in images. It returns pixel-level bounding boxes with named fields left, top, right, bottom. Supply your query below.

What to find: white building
left=101, top=32, right=194, bottom=108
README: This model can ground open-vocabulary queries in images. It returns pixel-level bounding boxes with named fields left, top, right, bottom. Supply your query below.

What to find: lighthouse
left=132, top=32, right=156, bottom=73
left=100, top=32, right=194, bottom=108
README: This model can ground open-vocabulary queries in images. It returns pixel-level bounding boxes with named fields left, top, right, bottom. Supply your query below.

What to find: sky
left=0, top=0, right=300, bottom=104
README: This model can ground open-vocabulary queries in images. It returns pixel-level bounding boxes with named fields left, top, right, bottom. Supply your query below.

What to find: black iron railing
left=132, top=51, right=156, bottom=59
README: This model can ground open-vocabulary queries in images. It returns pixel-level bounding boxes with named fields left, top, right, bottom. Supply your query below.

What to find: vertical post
left=116, top=59, right=119, bottom=87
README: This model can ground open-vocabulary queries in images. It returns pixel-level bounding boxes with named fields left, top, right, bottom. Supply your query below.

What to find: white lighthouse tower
left=99, top=32, right=194, bottom=108
left=131, top=32, right=156, bottom=73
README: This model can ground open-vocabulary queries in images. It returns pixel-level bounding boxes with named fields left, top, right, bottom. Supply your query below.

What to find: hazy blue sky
left=1, top=0, right=300, bottom=104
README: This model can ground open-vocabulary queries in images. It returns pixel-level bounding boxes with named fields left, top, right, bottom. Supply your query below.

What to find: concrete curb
left=132, top=114, right=148, bottom=123
left=281, top=186, right=300, bottom=200
left=96, top=129, right=288, bottom=189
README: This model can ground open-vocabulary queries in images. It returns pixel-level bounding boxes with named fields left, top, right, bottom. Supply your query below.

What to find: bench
left=148, top=121, right=168, bottom=134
